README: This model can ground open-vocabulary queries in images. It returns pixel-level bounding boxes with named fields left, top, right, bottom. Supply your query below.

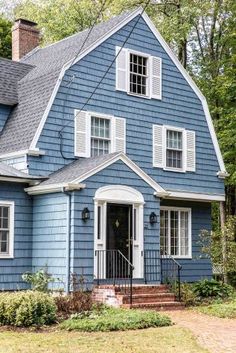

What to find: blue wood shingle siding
left=32, top=193, right=68, bottom=289
left=0, top=182, right=32, bottom=290
left=0, top=104, right=11, bottom=133
left=161, top=200, right=212, bottom=281
left=28, top=16, right=224, bottom=195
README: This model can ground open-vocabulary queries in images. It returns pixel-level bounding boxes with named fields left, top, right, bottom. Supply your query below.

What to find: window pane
left=180, top=211, right=189, bottom=256
left=166, top=150, right=182, bottom=169
left=170, top=211, right=178, bottom=256
left=130, top=53, right=147, bottom=96
left=0, top=230, right=9, bottom=254
left=91, top=117, right=110, bottom=157
left=160, top=210, right=168, bottom=255
left=167, top=130, right=182, bottom=149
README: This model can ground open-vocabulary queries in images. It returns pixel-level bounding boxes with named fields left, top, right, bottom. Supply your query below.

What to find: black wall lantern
left=149, top=212, right=157, bottom=224
left=82, top=207, right=90, bottom=222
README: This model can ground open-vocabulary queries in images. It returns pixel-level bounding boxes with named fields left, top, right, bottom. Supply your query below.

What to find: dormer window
left=129, top=53, right=148, bottom=96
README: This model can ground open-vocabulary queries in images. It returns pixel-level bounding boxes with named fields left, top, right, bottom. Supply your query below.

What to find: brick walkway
left=165, top=310, right=236, bottom=353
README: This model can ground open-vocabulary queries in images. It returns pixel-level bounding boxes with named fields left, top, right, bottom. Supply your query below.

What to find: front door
left=106, top=203, right=132, bottom=277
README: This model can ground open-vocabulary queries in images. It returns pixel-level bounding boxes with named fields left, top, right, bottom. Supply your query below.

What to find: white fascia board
left=0, top=149, right=45, bottom=160
left=141, top=12, right=226, bottom=175
left=156, top=190, right=225, bottom=202
left=71, top=152, right=168, bottom=195
left=29, top=7, right=143, bottom=151
left=25, top=182, right=86, bottom=195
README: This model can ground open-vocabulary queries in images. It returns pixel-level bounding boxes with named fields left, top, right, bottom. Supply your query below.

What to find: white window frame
left=163, top=125, right=186, bottom=173
left=160, top=206, right=192, bottom=259
left=90, top=114, right=111, bottom=157
left=127, top=49, right=151, bottom=99
left=0, top=201, right=14, bottom=259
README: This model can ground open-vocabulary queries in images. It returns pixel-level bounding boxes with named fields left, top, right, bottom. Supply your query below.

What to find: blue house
left=0, top=8, right=226, bottom=296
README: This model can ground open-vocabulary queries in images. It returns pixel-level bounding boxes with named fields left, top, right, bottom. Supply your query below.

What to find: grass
left=60, top=307, right=171, bottom=331
left=196, top=298, right=236, bottom=318
left=0, top=327, right=209, bottom=353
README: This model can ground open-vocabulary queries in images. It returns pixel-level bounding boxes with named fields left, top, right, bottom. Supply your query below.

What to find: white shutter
left=74, top=110, right=91, bottom=157
left=150, top=56, right=162, bottom=99
left=153, top=125, right=164, bottom=168
left=186, top=130, right=196, bottom=171
left=111, top=117, right=126, bottom=153
left=116, top=46, right=128, bottom=92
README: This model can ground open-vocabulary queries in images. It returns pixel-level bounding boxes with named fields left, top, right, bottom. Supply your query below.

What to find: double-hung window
left=153, top=125, right=196, bottom=172
left=160, top=207, right=191, bottom=258
left=166, top=129, right=183, bottom=169
left=0, top=202, right=14, bottom=258
left=91, top=116, right=110, bottom=157
left=116, top=47, right=162, bottom=99
left=129, top=53, right=148, bottom=96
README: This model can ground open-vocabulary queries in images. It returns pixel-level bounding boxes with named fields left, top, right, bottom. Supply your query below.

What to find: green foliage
left=22, top=269, right=56, bottom=292
left=199, top=217, right=236, bottom=276
left=177, top=283, right=199, bottom=306
left=0, top=15, right=12, bottom=58
left=0, top=291, right=56, bottom=327
left=55, top=291, right=93, bottom=319
left=197, top=299, right=236, bottom=318
left=60, top=306, right=171, bottom=332
left=193, top=279, right=233, bottom=299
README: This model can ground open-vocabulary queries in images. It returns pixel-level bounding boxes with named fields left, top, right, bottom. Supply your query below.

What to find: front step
left=93, top=284, right=184, bottom=311
left=124, top=301, right=185, bottom=311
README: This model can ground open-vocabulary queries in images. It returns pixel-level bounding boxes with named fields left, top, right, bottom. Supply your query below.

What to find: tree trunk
left=220, top=201, right=228, bottom=283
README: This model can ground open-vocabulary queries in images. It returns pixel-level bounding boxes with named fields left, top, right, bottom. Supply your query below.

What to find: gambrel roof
left=0, top=9, right=136, bottom=155
left=0, top=7, right=226, bottom=175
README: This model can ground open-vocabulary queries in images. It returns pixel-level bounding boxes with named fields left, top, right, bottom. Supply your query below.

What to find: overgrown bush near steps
left=55, top=291, right=93, bottom=319
left=176, top=279, right=234, bottom=306
left=0, top=291, right=56, bottom=327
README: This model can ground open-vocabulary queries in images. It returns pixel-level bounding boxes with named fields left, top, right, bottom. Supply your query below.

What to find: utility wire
left=59, top=0, right=152, bottom=159
left=59, top=0, right=111, bottom=159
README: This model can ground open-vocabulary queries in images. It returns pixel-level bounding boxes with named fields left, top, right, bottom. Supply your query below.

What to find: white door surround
left=94, top=185, right=144, bottom=279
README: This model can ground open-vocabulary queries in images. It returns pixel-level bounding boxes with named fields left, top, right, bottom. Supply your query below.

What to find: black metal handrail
left=144, top=250, right=182, bottom=301
left=161, top=252, right=182, bottom=301
left=95, top=250, right=134, bottom=306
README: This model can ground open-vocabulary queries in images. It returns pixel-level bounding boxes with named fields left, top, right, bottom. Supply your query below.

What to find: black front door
left=106, top=203, right=132, bottom=277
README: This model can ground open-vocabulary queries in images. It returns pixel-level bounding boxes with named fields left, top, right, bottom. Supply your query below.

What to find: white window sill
left=163, top=167, right=186, bottom=173
left=0, top=254, right=14, bottom=259
left=161, top=255, right=192, bottom=260
left=127, top=91, right=151, bottom=100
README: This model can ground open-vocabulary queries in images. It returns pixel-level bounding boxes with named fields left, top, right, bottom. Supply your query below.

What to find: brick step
left=116, top=285, right=170, bottom=295
left=122, top=293, right=176, bottom=304
left=123, top=301, right=185, bottom=311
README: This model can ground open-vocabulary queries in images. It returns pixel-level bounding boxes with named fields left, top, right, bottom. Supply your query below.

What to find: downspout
left=62, top=188, right=72, bottom=294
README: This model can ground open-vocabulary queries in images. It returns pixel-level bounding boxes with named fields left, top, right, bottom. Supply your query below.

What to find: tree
left=0, top=15, right=12, bottom=58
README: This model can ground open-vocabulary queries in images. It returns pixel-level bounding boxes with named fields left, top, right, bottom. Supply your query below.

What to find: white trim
left=94, top=185, right=145, bottom=204
left=30, top=7, right=143, bottom=151
left=72, top=152, right=167, bottom=195
left=0, top=149, right=45, bottom=160
left=158, top=190, right=225, bottom=202
left=163, top=125, right=186, bottom=173
left=0, top=176, right=38, bottom=184
left=141, top=12, right=226, bottom=174
left=25, top=183, right=86, bottom=195
left=94, top=185, right=144, bottom=278
left=0, top=201, right=14, bottom=259
left=160, top=206, right=192, bottom=259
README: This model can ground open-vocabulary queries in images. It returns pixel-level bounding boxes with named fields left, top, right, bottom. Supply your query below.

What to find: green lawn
left=0, top=327, right=209, bottom=353
left=196, top=299, right=236, bottom=318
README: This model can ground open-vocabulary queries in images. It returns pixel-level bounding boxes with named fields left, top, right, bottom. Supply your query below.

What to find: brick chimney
left=12, top=19, right=40, bottom=61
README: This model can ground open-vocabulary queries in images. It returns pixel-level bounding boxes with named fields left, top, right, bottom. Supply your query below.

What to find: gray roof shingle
left=40, top=152, right=120, bottom=185
left=0, top=10, right=137, bottom=154
left=0, top=162, right=42, bottom=180
left=0, top=58, right=33, bottom=105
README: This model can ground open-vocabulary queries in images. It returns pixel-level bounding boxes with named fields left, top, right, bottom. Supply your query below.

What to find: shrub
left=55, top=291, right=93, bottom=319
left=193, top=279, right=233, bottom=299
left=22, top=269, right=55, bottom=292
left=0, top=291, right=56, bottom=327
left=178, top=283, right=200, bottom=306
left=60, top=306, right=172, bottom=332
